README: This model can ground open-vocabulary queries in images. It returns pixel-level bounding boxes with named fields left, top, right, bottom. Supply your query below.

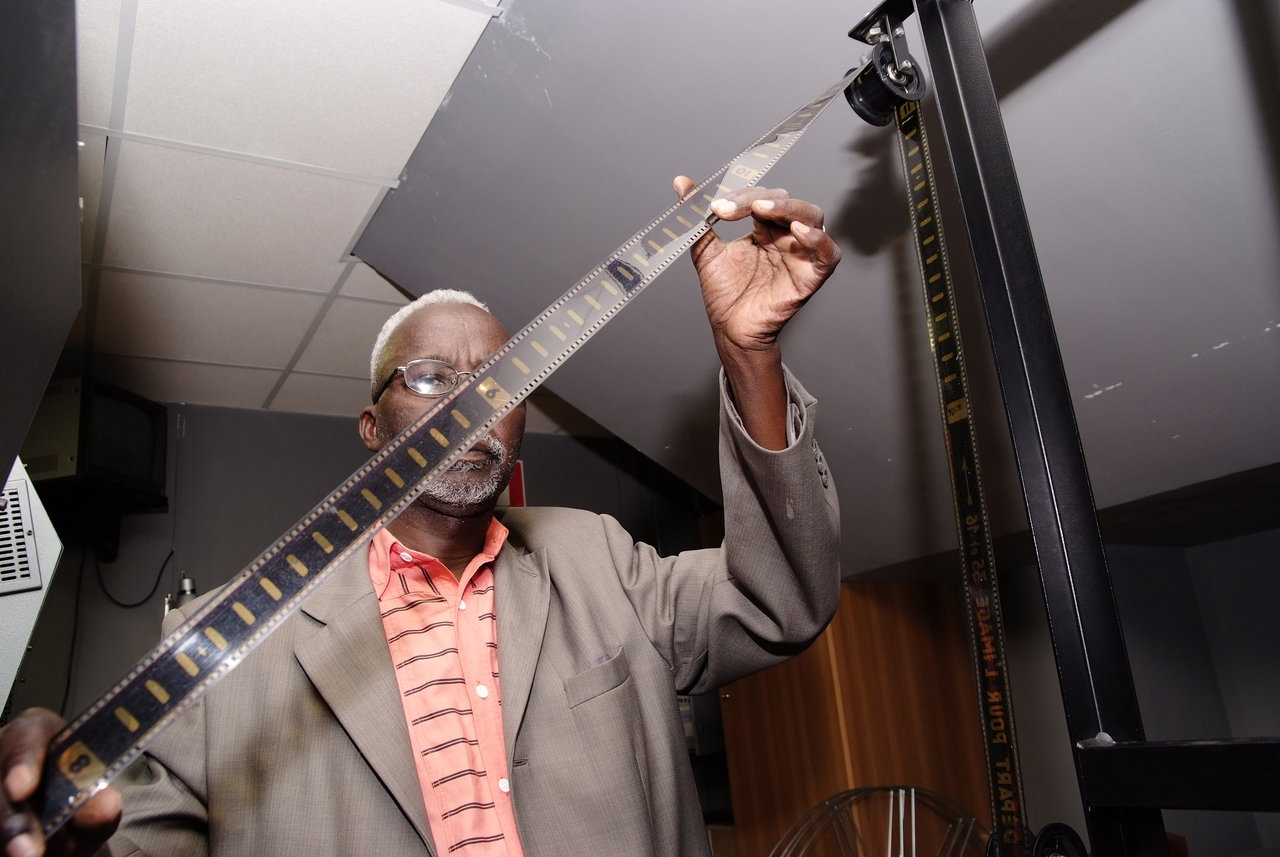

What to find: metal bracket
left=844, top=8, right=923, bottom=127
left=849, top=0, right=914, bottom=45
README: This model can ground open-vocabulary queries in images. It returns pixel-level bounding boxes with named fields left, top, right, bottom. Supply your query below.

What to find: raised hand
left=674, top=176, right=841, bottom=449
left=1, top=708, right=120, bottom=857
left=675, top=177, right=840, bottom=355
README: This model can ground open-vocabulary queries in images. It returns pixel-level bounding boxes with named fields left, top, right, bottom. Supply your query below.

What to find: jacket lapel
left=294, top=552, right=436, bottom=853
left=493, top=532, right=550, bottom=764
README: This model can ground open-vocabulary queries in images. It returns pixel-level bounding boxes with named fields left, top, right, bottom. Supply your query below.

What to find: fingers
left=713, top=193, right=839, bottom=274
left=673, top=177, right=825, bottom=233
left=1, top=709, right=121, bottom=857
left=707, top=186, right=790, bottom=221
left=787, top=217, right=842, bottom=277
left=71, top=788, right=121, bottom=833
left=3, top=709, right=62, bottom=802
left=674, top=177, right=825, bottom=226
left=670, top=175, right=839, bottom=285
left=1, top=709, right=63, bottom=857
left=59, top=788, right=122, bottom=856
left=672, top=175, right=726, bottom=269
left=709, top=192, right=823, bottom=230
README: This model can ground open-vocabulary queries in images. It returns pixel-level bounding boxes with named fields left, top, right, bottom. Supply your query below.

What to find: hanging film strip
left=846, top=21, right=1031, bottom=857
left=32, top=69, right=859, bottom=836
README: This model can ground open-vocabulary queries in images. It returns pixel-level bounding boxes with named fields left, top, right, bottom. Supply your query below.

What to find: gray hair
left=369, top=289, right=490, bottom=390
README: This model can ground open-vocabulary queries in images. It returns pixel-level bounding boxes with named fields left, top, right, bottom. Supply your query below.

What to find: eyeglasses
left=372, top=358, right=478, bottom=404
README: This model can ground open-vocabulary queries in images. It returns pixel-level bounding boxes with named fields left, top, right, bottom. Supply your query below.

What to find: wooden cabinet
left=719, top=580, right=992, bottom=856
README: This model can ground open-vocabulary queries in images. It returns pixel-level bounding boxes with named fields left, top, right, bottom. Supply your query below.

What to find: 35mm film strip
left=895, top=96, right=1030, bottom=856
left=34, top=69, right=859, bottom=836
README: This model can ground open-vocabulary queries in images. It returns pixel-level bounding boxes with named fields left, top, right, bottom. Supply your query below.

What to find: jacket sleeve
left=98, top=607, right=212, bottom=857
left=673, top=365, right=841, bottom=694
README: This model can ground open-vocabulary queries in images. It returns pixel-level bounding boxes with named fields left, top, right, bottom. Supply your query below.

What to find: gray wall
left=1004, top=534, right=1280, bottom=856
left=9, top=405, right=1277, bottom=857
left=9, top=403, right=708, bottom=715
left=356, top=0, right=1280, bottom=583
left=0, top=0, right=81, bottom=471
left=1185, top=530, right=1280, bottom=850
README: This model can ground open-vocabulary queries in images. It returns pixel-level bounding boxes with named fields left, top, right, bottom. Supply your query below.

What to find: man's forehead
left=392, top=303, right=506, bottom=353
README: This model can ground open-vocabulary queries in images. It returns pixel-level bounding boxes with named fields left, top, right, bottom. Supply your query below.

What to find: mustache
left=448, top=434, right=507, bottom=470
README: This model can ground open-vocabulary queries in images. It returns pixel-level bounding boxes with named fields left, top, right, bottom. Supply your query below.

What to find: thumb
left=672, top=175, right=696, bottom=199
left=672, top=175, right=724, bottom=270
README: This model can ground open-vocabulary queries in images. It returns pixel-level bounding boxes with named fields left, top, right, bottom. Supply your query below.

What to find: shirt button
left=399, top=551, right=413, bottom=562
left=498, top=778, right=510, bottom=793
left=458, top=599, right=467, bottom=611
left=476, top=684, right=490, bottom=699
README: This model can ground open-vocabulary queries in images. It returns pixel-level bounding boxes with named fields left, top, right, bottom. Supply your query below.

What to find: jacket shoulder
left=497, top=506, right=620, bottom=550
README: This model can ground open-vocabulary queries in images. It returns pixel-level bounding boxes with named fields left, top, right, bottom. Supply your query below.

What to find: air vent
left=22, top=453, right=61, bottom=476
left=0, top=480, right=42, bottom=596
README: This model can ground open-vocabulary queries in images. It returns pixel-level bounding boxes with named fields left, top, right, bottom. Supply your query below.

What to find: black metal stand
left=848, top=1, right=1280, bottom=855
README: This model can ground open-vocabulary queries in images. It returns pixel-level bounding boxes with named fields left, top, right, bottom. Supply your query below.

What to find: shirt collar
left=368, top=517, right=509, bottom=598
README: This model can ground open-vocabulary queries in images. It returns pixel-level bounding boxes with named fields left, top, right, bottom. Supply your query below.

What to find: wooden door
left=720, top=580, right=991, bottom=857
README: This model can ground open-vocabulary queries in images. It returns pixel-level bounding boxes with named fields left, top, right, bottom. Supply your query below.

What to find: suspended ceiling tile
left=523, top=390, right=612, bottom=438
left=77, top=136, right=107, bottom=263
left=342, top=262, right=411, bottom=302
left=89, top=354, right=283, bottom=410
left=93, top=270, right=328, bottom=368
left=988, top=0, right=1280, bottom=507
left=75, top=0, right=122, bottom=129
left=293, top=296, right=403, bottom=378
left=102, top=140, right=383, bottom=290
left=1077, top=328, right=1280, bottom=507
left=123, top=0, right=494, bottom=177
left=59, top=271, right=92, bottom=354
left=269, top=372, right=371, bottom=419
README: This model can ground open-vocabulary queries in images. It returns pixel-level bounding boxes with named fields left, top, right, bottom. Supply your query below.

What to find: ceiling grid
left=73, top=0, right=499, bottom=416
left=61, top=0, right=1280, bottom=572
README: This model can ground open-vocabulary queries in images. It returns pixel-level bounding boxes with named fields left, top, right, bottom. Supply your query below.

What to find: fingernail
left=7, top=833, right=38, bottom=857
left=792, top=221, right=812, bottom=235
left=710, top=199, right=736, bottom=215
left=755, top=199, right=776, bottom=211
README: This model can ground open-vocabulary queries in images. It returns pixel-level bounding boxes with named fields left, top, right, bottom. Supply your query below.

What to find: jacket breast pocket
left=564, top=645, right=630, bottom=708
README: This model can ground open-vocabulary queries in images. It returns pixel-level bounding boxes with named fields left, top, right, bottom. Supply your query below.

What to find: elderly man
left=1, top=179, right=842, bottom=857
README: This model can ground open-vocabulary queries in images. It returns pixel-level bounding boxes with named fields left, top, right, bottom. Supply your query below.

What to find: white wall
left=1186, top=530, right=1280, bottom=849
left=1003, top=533, right=1280, bottom=856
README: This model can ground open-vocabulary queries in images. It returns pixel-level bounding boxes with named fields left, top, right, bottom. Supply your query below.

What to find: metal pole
left=905, top=1, right=1167, bottom=852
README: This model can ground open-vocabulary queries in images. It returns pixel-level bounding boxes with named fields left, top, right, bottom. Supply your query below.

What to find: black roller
left=845, top=41, right=924, bottom=126
left=1032, top=823, right=1088, bottom=857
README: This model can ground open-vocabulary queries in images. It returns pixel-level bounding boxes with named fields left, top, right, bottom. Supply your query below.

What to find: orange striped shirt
left=369, top=524, right=526, bottom=856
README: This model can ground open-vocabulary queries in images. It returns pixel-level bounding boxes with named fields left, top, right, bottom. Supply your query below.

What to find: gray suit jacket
left=105, top=371, right=840, bottom=857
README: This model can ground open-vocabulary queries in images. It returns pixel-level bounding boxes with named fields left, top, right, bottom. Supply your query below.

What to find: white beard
left=419, top=434, right=511, bottom=508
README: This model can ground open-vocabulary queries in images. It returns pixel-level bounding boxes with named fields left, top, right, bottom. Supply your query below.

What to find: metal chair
left=767, top=785, right=990, bottom=857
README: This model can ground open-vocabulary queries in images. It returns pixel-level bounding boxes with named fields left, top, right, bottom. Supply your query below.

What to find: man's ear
left=358, top=406, right=382, bottom=452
